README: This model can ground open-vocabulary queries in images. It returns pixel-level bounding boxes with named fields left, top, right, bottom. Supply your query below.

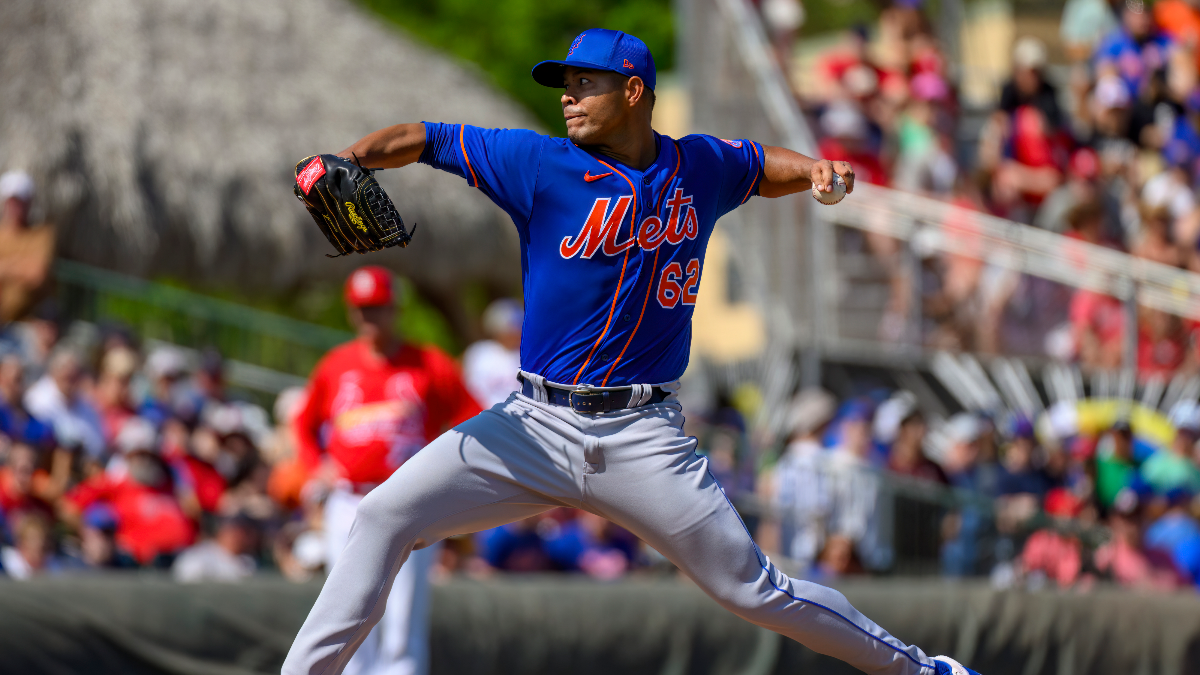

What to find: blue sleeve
left=690, top=135, right=765, bottom=218
left=542, top=523, right=586, bottom=570
left=418, top=122, right=545, bottom=227
left=1092, top=30, right=1125, bottom=63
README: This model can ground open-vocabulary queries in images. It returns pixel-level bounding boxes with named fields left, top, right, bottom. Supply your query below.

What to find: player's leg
left=282, top=405, right=576, bottom=675
left=581, top=403, right=936, bottom=675
left=373, top=543, right=438, bottom=675
left=322, top=487, right=378, bottom=675
left=324, top=488, right=437, bottom=675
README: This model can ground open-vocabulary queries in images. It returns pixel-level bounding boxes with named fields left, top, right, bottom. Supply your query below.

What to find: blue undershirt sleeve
left=417, top=121, right=467, bottom=179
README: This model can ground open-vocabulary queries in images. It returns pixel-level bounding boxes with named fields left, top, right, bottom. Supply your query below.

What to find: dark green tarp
left=0, top=576, right=1197, bottom=675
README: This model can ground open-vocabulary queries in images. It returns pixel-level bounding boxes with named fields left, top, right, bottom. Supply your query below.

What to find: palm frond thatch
left=0, top=0, right=542, bottom=296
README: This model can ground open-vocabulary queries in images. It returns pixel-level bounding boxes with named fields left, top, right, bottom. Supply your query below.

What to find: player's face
left=2, top=197, right=29, bottom=225
left=350, top=304, right=397, bottom=342
left=561, top=67, right=632, bottom=145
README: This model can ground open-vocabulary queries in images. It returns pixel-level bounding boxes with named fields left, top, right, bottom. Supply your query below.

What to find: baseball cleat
left=933, top=656, right=980, bottom=675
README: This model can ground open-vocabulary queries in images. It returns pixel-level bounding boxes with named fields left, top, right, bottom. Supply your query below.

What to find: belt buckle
left=569, top=386, right=596, bottom=414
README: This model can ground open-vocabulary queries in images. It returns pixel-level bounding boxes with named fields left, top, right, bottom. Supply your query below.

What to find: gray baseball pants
left=282, top=382, right=937, bottom=675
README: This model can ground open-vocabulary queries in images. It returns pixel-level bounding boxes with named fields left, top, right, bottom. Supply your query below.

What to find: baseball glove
left=293, top=154, right=416, bottom=257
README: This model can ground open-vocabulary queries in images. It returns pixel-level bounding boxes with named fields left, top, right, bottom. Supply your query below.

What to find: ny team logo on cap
left=568, top=33, right=585, bottom=58
left=531, top=28, right=657, bottom=91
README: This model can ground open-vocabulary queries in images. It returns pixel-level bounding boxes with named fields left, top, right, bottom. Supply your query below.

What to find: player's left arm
left=758, top=145, right=855, bottom=198
left=335, top=123, right=427, bottom=169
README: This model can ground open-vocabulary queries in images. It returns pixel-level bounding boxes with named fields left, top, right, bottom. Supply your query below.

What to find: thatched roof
left=0, top=0, right=541, bottom=295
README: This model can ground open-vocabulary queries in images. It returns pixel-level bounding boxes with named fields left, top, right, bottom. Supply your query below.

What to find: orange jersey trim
left=573, top=159, right=638, bottom=385
left=740, top=141, right=761, bottom=205
left=601, top=142, right=683, bottom=386
left=460, top=124, right=479, bottom=188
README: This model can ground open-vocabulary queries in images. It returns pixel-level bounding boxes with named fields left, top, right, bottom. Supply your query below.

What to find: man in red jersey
left=294, top=265, right=479, bottom=675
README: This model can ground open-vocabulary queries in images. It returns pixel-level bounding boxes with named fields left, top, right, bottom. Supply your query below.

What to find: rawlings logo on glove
left=293, top=154, right=416, bottom=257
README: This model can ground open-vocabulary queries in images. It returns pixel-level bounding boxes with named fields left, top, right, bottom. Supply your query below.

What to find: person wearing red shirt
left=1156, top=0, right=1200, bottom=71
left=1070, top=290, right=1126, bottom=369
left=65, top=451, right=195, bottom=566
left=293, top=266, right=479, bottom=675
left=1137, top=308, right=1187, bottom=379
left=0, top=442, right=55, bottom=528
left=160, top=417, right=226, bottom=516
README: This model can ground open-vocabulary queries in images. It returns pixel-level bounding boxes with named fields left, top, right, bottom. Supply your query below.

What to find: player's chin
left=566, top=120, right=596, bottom=145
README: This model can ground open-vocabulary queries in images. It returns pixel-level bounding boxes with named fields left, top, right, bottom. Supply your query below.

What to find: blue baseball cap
left=532, top=29, right=656, bottom=91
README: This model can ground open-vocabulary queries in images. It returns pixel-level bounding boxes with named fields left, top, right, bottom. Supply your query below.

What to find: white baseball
left=812, top=173, right=847, bottom=205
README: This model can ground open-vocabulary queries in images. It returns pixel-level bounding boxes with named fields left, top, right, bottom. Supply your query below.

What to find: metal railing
left=733, top=459, right=1107, bottom=577
left=683, top=0, right=1200, bottom=430
left=53, top=259, right=350, bottom=393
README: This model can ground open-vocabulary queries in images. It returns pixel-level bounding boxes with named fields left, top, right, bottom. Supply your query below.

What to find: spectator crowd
left=797, top=0, right=1200, bottom=377
left=4, top=290, right=1199, bottom=592
left=0, top=308, right=299, bottom=581
left=0, top=294, right=659, bottom=584
left=3, top=0, right=1200, bottom=595
left=764, top=386, right=1200, bottom=591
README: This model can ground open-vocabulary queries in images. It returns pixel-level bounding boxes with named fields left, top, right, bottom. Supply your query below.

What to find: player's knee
left=699, top=565, right=806, bottom=622
left=704, top=579, right=769, bottom=617
left=353, top=488, right=416, bottom=538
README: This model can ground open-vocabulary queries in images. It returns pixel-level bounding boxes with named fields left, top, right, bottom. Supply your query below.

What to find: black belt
left=519, top=376, right=669, bottom=414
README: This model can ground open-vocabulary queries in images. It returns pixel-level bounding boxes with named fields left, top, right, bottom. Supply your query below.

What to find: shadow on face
left=2, top=196, right=29, bottom=226
left=561, top=66, right=650, bottom=146
left=349, top=304, right=397, bottom=342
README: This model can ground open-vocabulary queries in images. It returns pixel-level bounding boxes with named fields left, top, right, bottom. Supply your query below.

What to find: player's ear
left=626, top=76, right=646, bottom=109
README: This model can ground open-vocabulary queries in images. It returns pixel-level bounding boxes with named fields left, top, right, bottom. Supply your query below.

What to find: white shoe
left=933, top=655, right=980, bottom=675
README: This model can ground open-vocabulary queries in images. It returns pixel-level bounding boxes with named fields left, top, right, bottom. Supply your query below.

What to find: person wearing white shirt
left=770, top=388, right=837, bottom=572
left=23, top=348, right=105, bottom=457
left=461, top=299, right=523, bottom=408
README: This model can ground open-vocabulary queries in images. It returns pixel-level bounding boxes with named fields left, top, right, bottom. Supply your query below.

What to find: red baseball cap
left=344, top=266, right=394, bottom=307
left=1069, top=148, right=1099, bottom=180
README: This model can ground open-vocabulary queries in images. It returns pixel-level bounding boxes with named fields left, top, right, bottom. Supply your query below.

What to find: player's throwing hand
left=809, top=159, right=854, bottom=205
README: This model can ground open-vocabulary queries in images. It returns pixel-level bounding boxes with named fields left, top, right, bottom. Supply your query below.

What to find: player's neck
left=591, top=121, right=657, bottom=171
left=362, top=335, right=401, bottom=361
left=0, top=215, right=27, bottom=232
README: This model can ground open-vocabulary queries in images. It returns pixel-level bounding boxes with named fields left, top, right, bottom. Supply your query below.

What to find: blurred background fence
left=53, top=260, right=345, bottom=404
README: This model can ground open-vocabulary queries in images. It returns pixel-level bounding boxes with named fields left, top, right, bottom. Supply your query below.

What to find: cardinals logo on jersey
left=331, top=371, right=365, bottom=416
left=386, top=372, right=421, bottom=403
left=332, top=371, right=427, bottom=460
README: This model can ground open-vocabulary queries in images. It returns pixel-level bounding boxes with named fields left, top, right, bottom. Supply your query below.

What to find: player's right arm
left=335, top=123, right=427, bottom=168
left=759, top=145, right=855, bottom=198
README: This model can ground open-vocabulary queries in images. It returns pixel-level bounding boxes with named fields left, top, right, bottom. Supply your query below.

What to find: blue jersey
left=420, top=122, right=764, bottom=387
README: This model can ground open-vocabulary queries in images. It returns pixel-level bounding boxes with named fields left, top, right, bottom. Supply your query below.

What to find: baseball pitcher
left=284, top=29, right=980, bottom=675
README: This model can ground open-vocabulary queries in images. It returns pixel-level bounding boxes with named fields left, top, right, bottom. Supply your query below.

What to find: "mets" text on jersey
left=559, top=189, right=699, bottom=260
